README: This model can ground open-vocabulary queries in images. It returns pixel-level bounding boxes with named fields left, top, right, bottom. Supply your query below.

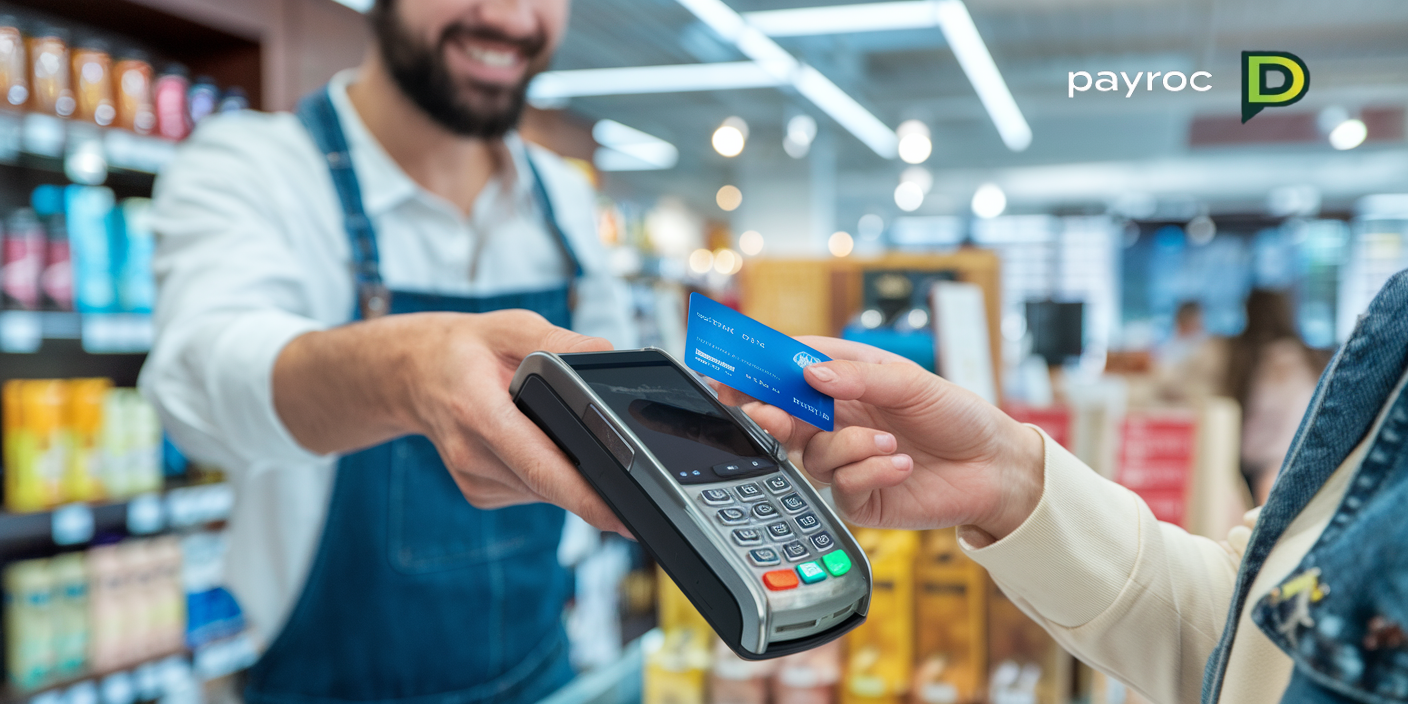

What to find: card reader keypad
left=695, top=471, right=854, bottom=592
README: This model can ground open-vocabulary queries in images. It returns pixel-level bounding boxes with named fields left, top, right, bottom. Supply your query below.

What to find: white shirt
left=138, top=70, right=636, bottom=647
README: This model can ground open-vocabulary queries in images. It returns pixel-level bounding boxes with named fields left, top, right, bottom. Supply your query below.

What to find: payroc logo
left=1068, top=70, right=1212, bottom=98
left=1242, top=51, right=1310, bottom=122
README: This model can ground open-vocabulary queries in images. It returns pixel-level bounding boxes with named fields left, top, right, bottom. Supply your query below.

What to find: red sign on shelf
left=1116, top=413, right=1198, bottom=527
left=1004, top=404, right=1072, bottom=451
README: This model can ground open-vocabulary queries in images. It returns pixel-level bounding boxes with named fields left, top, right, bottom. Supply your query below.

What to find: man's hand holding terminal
left=725, top=338, right=1046, bottom=546
left=272, top=309, right=626, bottom=535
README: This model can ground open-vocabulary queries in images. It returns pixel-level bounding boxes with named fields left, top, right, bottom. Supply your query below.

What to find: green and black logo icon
left=1242, top=51, right=1310, bottom=122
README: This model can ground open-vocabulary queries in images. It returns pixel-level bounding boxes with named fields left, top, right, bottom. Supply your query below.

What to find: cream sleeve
left=960, top=429, right=1241, bottom=704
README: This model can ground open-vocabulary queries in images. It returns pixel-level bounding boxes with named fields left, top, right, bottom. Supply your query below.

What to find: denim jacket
left=1201, top=269, right=1408, bottom=704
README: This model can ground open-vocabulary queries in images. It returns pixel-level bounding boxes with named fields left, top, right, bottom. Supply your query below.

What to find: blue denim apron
left=1199, top=270, right=1408, bottom=704
left=244, top=87, right=581, bottom=704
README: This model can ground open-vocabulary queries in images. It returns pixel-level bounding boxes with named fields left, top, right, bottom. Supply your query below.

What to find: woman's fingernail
left=891, top=454, right=911, bottom=470
left=875, top=433, right=896, bottom=452
left=808, top=365, right=836, bottom=382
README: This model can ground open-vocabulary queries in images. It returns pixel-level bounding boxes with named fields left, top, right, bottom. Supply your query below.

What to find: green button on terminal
left=821, top=550, right=851, bottom=577
left=796, top=561, right=827, bottom=584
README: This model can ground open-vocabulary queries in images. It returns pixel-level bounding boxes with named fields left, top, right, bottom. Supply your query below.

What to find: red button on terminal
left=763, top=569, right=799, bottom=591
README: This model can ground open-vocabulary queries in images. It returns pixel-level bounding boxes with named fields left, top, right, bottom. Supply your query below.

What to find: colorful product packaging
left=26, top=25, right=75, bottom=117
left=0, top=16, right=28, bottom=108
left=115, top=198, right=156, bottom=313
left=4, top=559, right=56, bottom=691
left=49, top=553, right=89, bottom=679
left=65, top=378, right=113, bottom=503
left=65, top=185, right=116, bottom=313
left=842, top=529, right=918, bottom=704
left=2, top=208, right=45, bottom=310
left=3, top=380, right=70, bottom=513
left=112, top=51, right=155, bottom=134
left=70, top=38, right=114, bottom=126
left=912, top=530, right=986, bottom=704
left=153, top=64, right=189, bottom=141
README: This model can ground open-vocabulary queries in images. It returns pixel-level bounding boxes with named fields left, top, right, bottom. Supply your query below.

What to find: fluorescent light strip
left=528, top=62, right=783, bottom=100
left=743, top=0, right=1031, bottom=152
left=742, top=1, right=940, bottom=37
left=934, top=0, right=1030, bottom=151
left=329, top=0, right=374, bottom=12
left=592, top=120, right=679, bottom=171
left=675, top=0, right=898, bottom=158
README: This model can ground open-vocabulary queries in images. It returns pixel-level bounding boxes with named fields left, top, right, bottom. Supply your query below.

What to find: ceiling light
left=895, top=182, right=924, bottom=212
left=971, top=183, right=1006, bottom=218
left=688, top=248, right=715, bottom=274
left=1185, top=215, right=1216, bottom=245
left=329, top=0, right=373, bottom=11
left=858, top=213, right=885, bottom=240
left=743, top=1, right=939, bottom=36
left=933, top=0, right=1031, bottom=152
left=739, top=230, right=764, bottom=255
left=828, top=231, right=855, bottom=257
left=592, top=120, right=679, bottom=171
left=713, top=117, right=748, bottom=157
left=896, top=120, right=932, bottom=164
left=716, top=185, right=743, bottom=211
left=900, top=165, right=933, bottom=194
left=906, top=308, right=929, bottom=329
left=1329, top=119, right=1367, bottom=150
left=530, top=62, right=785, bottom=102
left=784, top=114, right=817, bottom=158
left=674, top=0, right=898, bottom=158
left=713, top=248, right=742, bottom=274
left=860, top=309, right=884, bottom=328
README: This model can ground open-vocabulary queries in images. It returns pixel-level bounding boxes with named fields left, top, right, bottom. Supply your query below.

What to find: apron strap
left=294, top=84, right=582, bottom=320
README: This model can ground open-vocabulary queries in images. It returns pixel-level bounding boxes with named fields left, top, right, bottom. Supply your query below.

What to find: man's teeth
left=467, top=45, right=519, bottom=68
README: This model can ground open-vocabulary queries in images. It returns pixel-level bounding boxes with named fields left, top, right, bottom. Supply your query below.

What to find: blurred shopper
left=1158, top=300, right=1208, bottom=367
left=139, top=0, right=634, bottom=702
left=1224, top=290, right=1325, bottom=504
left=728, top=270, right=1408, bottom=704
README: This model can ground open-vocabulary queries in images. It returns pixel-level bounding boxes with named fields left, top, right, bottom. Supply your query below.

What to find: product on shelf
left=772, top=639, right=842, bottom=704
left=50, top=553, right=89, bottom=680
left=912, top=530, right=985, bottom=704
left=0, top=15, right=28, bottom=108
left=112, top=50, right=155, bottom=134
left=645, top=569, right=713, bottom=704
left=71, top=37, right=115, bottom=127
left=187, top=75, right=218, bottom=125
left=4, top=558, right=56, bottom=691
left=2, top=207, right=46, bottom=310
left=3, top=379, right=163, bottom=512
left=41, top=211, right=73, bottom=312
left=26, top=24, right=74, bottom=118
left=842, top=529, right=918, bottom=704
left=710, top=639, right=774, bottom=704
left=67, top=185, right=117, bottom=313
left=3, top=379, right=68, bottom=513
left=218, top=87, right=249, bottom=113
left=66, top=378, right=113, bottom=503
left=115, top=198, right=155, bottom=313
left=153, top=63, right=189, bottom=141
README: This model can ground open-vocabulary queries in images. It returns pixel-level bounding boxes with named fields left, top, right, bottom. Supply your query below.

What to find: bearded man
left=140, top=1, right=634, bottom=700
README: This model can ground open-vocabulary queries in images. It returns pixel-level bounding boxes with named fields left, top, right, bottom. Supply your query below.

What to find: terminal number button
left=751, top=502, right=778, bottom=520
left=717, top=508, right=748, bottom=525
left=749, top=548, right=780, bottom=567
left=779, top=493, right=807, bottom=513
left=699, top=489, right=732, bottom=506
left=810, top=531, right=835, bottom=551
left=764, top=475, right=791, bottom=494
left=733, top=528, right=762, bottom=546
left=735, top=482, right=764, bottom=501
left=766, top=521, right=794, bottom=540
left=782, top=541, right=810, bottom=562
left=762, top=569, right=799, bottom=591
left=794, top=512, right=821, bottom=533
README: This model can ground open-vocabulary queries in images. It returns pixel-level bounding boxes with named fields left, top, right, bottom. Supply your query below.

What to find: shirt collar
left=325, top=69, right=537, bottom=218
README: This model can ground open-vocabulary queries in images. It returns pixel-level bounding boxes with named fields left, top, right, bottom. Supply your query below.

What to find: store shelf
left=0, top=111, right=176, bottom=177
left=0, top=313, right=153, bottom=355
left=0, top=482, right=232, bottom=558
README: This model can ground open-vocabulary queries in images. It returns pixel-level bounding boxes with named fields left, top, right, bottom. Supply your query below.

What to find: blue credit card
left=684, top=293, right=834, bottom=430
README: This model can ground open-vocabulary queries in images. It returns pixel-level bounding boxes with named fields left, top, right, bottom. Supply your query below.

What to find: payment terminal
left=510, top=348, right=871, bottom=660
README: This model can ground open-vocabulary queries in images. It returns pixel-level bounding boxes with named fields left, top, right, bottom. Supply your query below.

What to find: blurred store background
left=0, top=0, right=1405, bottom=703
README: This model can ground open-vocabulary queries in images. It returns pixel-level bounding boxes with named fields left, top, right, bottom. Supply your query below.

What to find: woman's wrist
left=973, top=422, right=1046, bottom=542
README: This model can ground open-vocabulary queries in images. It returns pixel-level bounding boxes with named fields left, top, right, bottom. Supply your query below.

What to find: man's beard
left=371, top=2, right=548, bottom=138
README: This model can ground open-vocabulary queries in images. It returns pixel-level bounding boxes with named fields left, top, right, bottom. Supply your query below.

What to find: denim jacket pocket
left=1253, top=397, right=1408, bottom=703
left=386, top=435, right=563, bottom=574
